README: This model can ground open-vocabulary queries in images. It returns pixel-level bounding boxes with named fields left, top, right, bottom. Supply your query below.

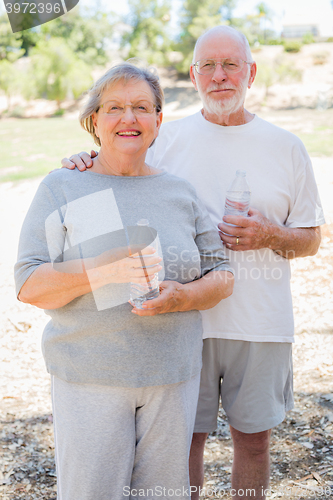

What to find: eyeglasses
left=99, top=100, right=157, bottom=116
left=193, top=58, right=252, bottom=75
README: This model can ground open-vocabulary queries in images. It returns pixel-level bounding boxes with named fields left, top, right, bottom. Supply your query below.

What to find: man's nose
left=212, top=62, right=228, bottom=82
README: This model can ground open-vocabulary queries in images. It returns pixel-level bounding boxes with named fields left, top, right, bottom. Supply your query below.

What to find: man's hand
left=218, top=208, right=273, bottom=252
left=218, top=207, right=321, bottom=258
left=61, top=150, right=98, bottom=171
left=131, top=281, right=185, bottom=316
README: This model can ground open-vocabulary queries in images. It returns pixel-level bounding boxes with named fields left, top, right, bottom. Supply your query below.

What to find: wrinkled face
left=190, top=32, right=256, bottom=116
left=92, top=79, right=162, bottom=157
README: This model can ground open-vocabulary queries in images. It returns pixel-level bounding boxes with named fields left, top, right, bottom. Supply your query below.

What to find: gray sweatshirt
left=15, top=169, right=232, bottom=388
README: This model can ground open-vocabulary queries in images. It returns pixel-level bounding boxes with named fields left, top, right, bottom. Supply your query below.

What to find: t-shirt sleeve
left=286, top=144, right=325, bottom=228
left=145, top=124, right=173, bottom=171
left=14, top=181, right=65, bottom=297
left=192, top=192, right=234, bottom=277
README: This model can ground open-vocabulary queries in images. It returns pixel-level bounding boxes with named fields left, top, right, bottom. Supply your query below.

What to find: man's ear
left=190, top=65, right=198, bottom=91
left=248, top=62, right=257, bottom=89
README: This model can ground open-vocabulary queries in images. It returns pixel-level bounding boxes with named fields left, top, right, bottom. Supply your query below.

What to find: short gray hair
left=192, top=26, right=253, bottom=64
left=80, top=62, right=164, bottom=147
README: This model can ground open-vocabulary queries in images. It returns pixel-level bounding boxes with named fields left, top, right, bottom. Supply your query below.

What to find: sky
left=234, top=0, right=333, bottom=37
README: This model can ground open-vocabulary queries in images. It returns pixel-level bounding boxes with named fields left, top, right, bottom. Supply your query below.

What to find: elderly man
left=62, top=26, right=325, bottom=500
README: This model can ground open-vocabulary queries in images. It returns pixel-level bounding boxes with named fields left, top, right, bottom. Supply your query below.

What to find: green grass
left=0, top=118, right=96, bottom=183
left=298, top=130, right=333, bottom=157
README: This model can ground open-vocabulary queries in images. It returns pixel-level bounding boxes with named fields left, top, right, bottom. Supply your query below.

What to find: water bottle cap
left=236, top=170, right=246, bottom=177
left=137, top=219, right=149, bottom=226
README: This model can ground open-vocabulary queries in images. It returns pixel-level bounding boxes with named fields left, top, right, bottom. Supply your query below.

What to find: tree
left=0, top=14, right=25, bottom=62
left=121, top=0, right=172, bottom=66
left=18, top=28, right=42, bottom=56
left=28, top=38, right=93, bottom=109
left=235, top=2, right=276, bottom=46
left=174, top=0, right=236, bottom=75
left=256, top=2, right=272, bottom=41
left=0, top=59, right=21, bottom=111
left=254, top=57, right=302, bottom=100
left=40, top=9, right=114, bottom=66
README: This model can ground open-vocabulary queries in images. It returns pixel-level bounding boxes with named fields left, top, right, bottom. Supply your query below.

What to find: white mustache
left=207, top=86, right=237, bottom=92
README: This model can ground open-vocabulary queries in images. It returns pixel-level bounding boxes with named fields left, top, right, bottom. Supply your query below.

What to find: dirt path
left=0, top=157, right=332, bottom=499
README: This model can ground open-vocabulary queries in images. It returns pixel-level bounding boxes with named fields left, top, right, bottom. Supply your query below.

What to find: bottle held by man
left=223, top=170, right=251, bottom=234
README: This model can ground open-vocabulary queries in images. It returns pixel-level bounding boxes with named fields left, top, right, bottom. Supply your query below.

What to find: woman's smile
left=116, top=129, right=141, bottom=137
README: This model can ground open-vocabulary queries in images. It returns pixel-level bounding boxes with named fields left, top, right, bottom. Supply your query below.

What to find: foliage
left=40, top=9, right=113, bottom=66
left=283, top=40, right=302, bottom=53
left=0, top=8, right=114, bottom=65
left=18, top=28, right=42, bottom=56
left=121, top=0, right=172, bottom=66
left=236, top=2, right=276, bottom=46
left=174, top=0, right=235, bottom=75
left=302, top=32, right=315, bottom=45
left=28, top=38, right=93, bottom=108
left=0, top=14, right=25, bottom=62
left=0, top=60, right=22, bottom=110
left=266, top=38, right=282, bottom=45
left=254, top=57, right=302, bottom=99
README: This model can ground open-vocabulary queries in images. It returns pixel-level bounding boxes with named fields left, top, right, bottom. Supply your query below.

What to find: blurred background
left=1, top=3, right=333, bottom=499
left=1, top=0, right=333, bottom=181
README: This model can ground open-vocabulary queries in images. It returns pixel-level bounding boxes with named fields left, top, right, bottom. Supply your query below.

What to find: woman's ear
left=92, top=112, right=99, bottom=138
left=155, top=112, right=163, bottom=136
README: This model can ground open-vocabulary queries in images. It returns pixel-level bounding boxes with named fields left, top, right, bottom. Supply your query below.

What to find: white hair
left=192, top=26, right=253, bottom=64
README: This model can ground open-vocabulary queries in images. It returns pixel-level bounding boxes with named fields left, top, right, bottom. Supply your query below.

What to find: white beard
left=197, top=73, right=249, bottom=116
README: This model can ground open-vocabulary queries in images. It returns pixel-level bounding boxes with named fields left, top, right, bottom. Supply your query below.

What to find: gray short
left=194, top=338, right=294, bottom=434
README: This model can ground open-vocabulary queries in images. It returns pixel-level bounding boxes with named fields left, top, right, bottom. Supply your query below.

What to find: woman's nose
left=121, top=105, right=137, bottom=122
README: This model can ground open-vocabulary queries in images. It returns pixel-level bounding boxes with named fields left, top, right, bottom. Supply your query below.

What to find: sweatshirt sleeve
left=14, top=181, right=65, bottom=297
left=192, top=192, right=234, bottom=277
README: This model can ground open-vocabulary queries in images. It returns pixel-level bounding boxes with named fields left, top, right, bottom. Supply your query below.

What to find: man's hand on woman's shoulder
left=61, top=150, right=98, bottom=171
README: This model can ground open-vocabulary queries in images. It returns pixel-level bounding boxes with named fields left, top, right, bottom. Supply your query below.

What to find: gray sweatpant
left=51, top=374, right=200, bottom=500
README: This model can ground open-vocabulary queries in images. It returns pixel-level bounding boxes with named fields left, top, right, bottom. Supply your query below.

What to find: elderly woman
left=15, top=63, right=234, bottom=500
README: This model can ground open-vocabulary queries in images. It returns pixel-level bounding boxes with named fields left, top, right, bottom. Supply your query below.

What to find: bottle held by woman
left=130, top=219, right=160, bottom=308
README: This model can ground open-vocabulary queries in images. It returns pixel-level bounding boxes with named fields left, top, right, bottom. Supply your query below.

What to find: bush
left=302, top=32, right=315, bottom=44
left=326, top=37, right=333, bottom=43
left=283, top=40, right=302, bottom=53
left=266, top=38, right=283, bottom=45
left=53, top=109, right=65, bottom=117
left=9, top=105, right=25, bottom=118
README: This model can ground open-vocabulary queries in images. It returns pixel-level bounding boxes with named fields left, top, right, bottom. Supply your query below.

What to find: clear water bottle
left=224, top=170, right=251, bottom=233
left=130, top=219, right=160, bottom=309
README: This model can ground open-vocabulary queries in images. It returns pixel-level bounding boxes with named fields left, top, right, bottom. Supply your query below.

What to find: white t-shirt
left=146, top=111, right=325, bottom=343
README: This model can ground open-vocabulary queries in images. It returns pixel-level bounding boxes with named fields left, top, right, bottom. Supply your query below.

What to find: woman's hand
left=19, top=246, right=162, bottom=310
left=131, top=270, right=234, bottom=317
left=89, top=247, right=163, bottom=287
left=131, top=281, right=185, bottom=316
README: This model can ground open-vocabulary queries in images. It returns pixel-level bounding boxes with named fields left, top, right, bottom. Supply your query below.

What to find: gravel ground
left=0, top=155, right=332, bottom=500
